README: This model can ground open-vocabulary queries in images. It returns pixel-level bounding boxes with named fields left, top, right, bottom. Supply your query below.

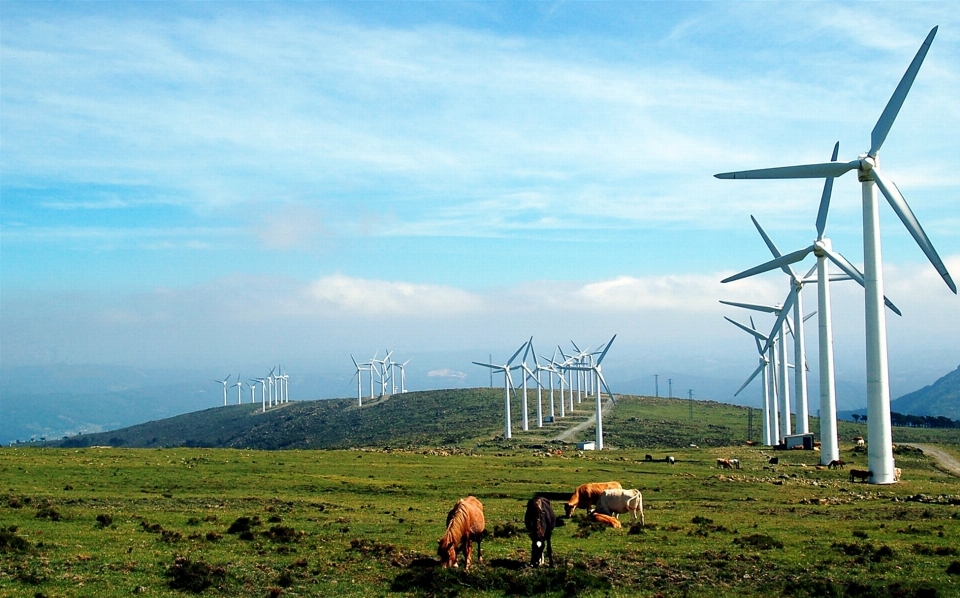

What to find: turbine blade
left=873, top=168, right=956, bottom=293
left=734, top=361, right=766, bottom=397
left=751, top=216, right=785, bottom=261
left=722, top=245, right=815, bottom=283
left=715, top=161, right=858, bottom=180
left=719, top=299, right=779, bottom=314
left=761, top=290, right=796, bottom=354
left=596, top=370, right=616, bottom=404
left=595, top=334, right=617, bottom=364
left=870, top=26, right=937, bottom=158
left=816, top=141, right=841, bottom=240
left=750, top=316, right=763, bottom=355
left=803, top=310, right=817, bottom=323
left=506, top=342, right=528, bottom=367
left=724, top=316, right=768, bottom=342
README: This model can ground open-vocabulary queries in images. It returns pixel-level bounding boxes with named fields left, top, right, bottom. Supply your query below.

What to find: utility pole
left=748, top=407, right=754, bottom=442
left=688, top=389, right=694, bottom=420
left=668, top=378, right=673, bottom=399
left=654, top=375, right=659, bottom=398
left=489, top=354, right=493, bottom=388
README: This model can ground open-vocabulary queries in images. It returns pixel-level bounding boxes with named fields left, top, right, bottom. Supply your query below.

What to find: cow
left=524, top=497, right=556, bottom=567
left=717, top=458, right=734, bottom=470
left=768, top=457, right=779, bottom=465
left=593, top=488, right=644, bottom=526
left=894, top=467, right=902, bottom=482
left=853, top=436, right=865, bottom=447
left=849, top=469, right=872, bottom=483
left=587, top=512, right=621, bottom=528
left=730, top=459, right=740, bottom=470
left=828, top=459, right=845, bottom=470
left=644, top=454, right=654, bottom=462
left=666, top=456, right=675, bottom=465
left=564, top=481, right=622, bottom=517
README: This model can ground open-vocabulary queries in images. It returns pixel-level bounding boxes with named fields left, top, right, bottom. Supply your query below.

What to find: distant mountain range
left=839, top=364, right=960, bottom=421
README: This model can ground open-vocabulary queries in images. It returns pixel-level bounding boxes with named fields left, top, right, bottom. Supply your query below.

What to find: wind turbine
left=722, top=144, right=903, bottom=464
left=519, top=337, right=547, bottom=429
left=214, top=375, right=230, bottom=407
left=396, top=360, right=410, bottom=393
left=473, top=342, right=528, bottom=440
left=715, top=27, right=955, bottom=483
left=351, top=355, right=373, bottom=406
left=721, top=299, right=792, bottom=439
left=251, top=378, right=267, bottom=412
left=565, top=335, right=617, bottom=450
left=725, top=316, right=775, bottom=446
left=233, top=375, right=243, bottom=405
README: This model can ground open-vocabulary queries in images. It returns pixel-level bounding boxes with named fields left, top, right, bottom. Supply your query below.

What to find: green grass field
left=3, top=436, right=960, bottom=597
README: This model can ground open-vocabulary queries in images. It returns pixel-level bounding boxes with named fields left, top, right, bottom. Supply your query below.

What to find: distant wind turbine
left=214, top=375, right=230, bottom=407
left=473, top=342, right=527, bottom=440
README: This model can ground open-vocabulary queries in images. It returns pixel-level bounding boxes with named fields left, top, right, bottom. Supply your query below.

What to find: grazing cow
left=644, top=454, right=654, bottom=462
left=524, top=497, right=556, bottom=567
left=594, top=488, right=644, bottom=526
left=666, top=456, right=675, bottom=465
left=828, top=459, right=845, bottom=470
left=745, top=440, right=757, bottom=446
left=564, top=481, right=622, bottom=517
left=849, top=469, right=872, bottom=483
left=853, top=436, right=865, bottom=447
left=894, top=467, right=902, bottom=482
left=438, top=496, right=485, bottom=569
left=588, top=512, right=621, bottom=528
left=730, top=459, right=740, bottom=470
left=768, top=457, right=779, bottom=465
left=716, top=458, right=734, bottom=470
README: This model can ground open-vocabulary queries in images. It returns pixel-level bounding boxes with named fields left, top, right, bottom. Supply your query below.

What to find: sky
left=2, top=2, right=959, bottom=404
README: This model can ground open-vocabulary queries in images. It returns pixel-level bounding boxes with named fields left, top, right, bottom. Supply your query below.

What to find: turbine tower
left=214, top=375, right=230, bottom=407
left=716, top=27, right=954, bottom=483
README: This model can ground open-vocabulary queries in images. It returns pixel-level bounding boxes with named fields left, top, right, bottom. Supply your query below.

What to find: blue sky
left=2, top=2, right=958, bottom=400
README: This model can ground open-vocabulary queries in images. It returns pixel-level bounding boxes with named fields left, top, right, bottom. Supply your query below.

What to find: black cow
left=524, top=497, right=556, bottom=567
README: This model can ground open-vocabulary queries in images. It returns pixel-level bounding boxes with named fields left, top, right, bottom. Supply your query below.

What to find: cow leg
left=546, top=536, right=553, bottom=568
left=463, top=538, right=472, bottom=570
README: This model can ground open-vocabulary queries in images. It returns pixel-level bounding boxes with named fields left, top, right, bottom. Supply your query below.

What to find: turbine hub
left=858, top=155, right=878, bottom=182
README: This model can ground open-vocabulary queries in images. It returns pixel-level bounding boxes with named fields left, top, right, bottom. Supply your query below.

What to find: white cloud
left=304, top=274, right=484, bottom=316
left=427, top=369, right=468, bottom=380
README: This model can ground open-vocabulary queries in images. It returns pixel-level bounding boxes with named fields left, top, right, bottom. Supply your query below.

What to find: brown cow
left=828, top=459, right=845, bottom=470
left=587, top=512, right=622, bottom=528
left=716, top=458, right=734, bottom=470
left=564, top=481, right=622, bottom=517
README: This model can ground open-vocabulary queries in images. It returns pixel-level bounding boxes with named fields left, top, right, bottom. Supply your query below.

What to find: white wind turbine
left=565, top=335, right=617, bottom=450
left=233, top=375, right=243, bottom=405
left=721, top=299, right=792, bottom=440
left=723, top=144, right=903, bottom=464
left=715, top=27, right=955, bottom=483
left=396, top=359, right=410, bottom=393
left=251, top=378, right=267, bottom=412
left=214, top=375, right=230, bottom=407
left=473, top=342, right=528, bottom=440
left=725, top=316, right=775, bottom=446
left=350, top=355, right=370, bottom=406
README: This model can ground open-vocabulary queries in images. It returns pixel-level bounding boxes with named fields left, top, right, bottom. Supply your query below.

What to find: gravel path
left=901, top=443, right=960, bottom=477
left=552, top=397, right=615, bottom=443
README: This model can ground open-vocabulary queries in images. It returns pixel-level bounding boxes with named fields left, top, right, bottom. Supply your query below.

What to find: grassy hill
left=48, top=389, right=960, bottom=451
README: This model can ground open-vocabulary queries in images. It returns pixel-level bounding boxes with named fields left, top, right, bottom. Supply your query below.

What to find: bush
left=95, top=514, right=113, bottom=529
left=733, top=534, right=783, bottom=550
left=165, top=556, right=226, bottom=593
left=0, top=526, right=31, bottom=553
left=227, top=516, right=261, bottom=534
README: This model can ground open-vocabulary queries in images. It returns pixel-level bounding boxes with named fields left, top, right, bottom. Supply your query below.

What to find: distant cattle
left=588, top=512, right=621, bottom=528
left=564, top=481, right=622, bottom=517
left=717, top=459, right=734, bottom=470
left=666, top=456, right=675, bottom=465
left=730, top=459, right=740, bottom=470
left=745, top=440, right=757, bottom=446
left=828, top=459, right=845, bottom=470
left=894, top=467, right=902, bottom=482
left=524, top=497, right=556, bottom=567
left=769, top=457, right=779, bottom=465
left=438, top=496, right=485, bottom=569
left=594, top=488, right=644, bottom=526
left=853, top=436, right=865, bottom=447
left=849, top=469, right=872, bottom=483
left=645, top=454, right=653, bottom=462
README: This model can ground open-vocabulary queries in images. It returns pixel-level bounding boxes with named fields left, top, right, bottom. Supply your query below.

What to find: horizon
left=2, top=3, right=958, bottom=440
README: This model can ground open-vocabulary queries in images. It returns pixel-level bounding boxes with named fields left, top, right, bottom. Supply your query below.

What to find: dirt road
left=552, top=397, right=615, bottom=443
left=901, top=443, right=960, bottom=477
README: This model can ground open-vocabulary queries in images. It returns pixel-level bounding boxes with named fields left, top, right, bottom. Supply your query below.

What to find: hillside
left=891, top=364, right=960, bottom=420
left=48, top=390, right=772, bottom=450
